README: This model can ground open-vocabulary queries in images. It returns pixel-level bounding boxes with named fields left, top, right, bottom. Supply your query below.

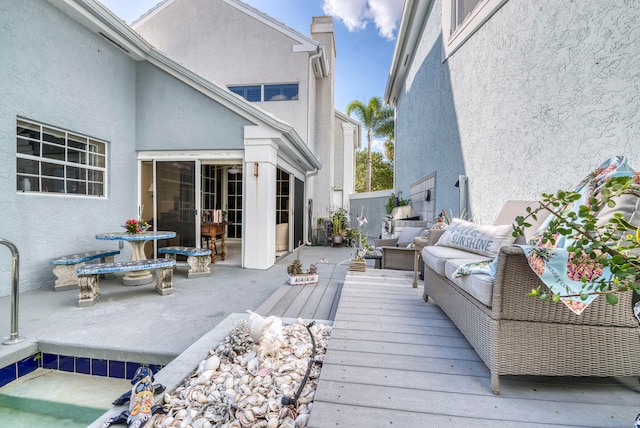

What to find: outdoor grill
left=382, top=205, right=429, bottom=238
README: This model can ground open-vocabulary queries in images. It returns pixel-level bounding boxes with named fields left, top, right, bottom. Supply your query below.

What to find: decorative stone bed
left=90, top=313, right=331, bottom=428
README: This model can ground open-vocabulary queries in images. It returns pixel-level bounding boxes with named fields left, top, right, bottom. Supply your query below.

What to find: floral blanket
left=454, top=155, right=637, bottom=315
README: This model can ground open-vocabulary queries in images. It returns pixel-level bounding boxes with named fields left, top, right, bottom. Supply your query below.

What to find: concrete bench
left=75, top=258, right=176, bottom=307
left=158, top=246, right=212, bottom=278
left=49, top=249, right=121, bottom=291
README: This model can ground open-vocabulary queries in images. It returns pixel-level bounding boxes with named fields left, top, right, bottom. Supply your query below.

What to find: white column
left=243, top=127, right=279, bottom=269
left=341, top=122, right=357, bottom=208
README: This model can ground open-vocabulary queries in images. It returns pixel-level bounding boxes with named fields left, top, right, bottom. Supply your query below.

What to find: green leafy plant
left=330, top=208, right=349, bottom=237
left=513, top=175, right=640, bottom=305
left=385, top=193, right=410, bottom=215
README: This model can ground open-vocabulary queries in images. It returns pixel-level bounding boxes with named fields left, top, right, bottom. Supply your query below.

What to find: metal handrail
left=0, top=239, right=25, bottom=345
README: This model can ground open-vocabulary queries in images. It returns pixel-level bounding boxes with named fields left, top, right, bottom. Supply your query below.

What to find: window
left=228, top=83, right=298, bottom=102
left=229, top=85, right=261, bottom=102
left=276, top=169, right=289, bottom=225
left=265, top=84, right=298, bottom=102
left=16, top=119, right=107, bottom=196
left=443, top=0, right=508, bottom=58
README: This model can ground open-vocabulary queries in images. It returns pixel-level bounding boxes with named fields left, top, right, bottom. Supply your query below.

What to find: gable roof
left=45, top=0, right=322, bottom=170
left=133, top=0, right=320, bottom=53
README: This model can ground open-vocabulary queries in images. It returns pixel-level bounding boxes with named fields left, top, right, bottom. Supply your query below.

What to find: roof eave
left=384, top=0, right=435, bottom=106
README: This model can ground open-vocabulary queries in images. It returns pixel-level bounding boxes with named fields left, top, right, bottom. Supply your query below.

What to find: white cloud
left=322, top=0, right=404, bottom=40
left=322, top=0, right=368, bottom=32
left=367, top=0, right=404, bottom=40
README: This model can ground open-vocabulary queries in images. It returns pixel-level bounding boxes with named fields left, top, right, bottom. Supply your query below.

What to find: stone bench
left=75, top=258, right=176, bottom=307
left=49, top=249, right=121, bottom=291
left=158, top=246, right=212, bottom=278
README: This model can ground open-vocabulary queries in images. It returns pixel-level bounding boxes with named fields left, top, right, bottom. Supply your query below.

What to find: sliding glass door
left=155, top=161, right=196, bottom=248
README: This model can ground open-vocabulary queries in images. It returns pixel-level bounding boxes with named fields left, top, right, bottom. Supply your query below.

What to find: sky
left=98, top=0, right=405, bottom=151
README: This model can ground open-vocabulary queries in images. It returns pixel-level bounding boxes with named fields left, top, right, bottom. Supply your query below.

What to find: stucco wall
left=135, top=63, right=251, bottom=151
left=134, top=0, right=311, bottom=143
left=0, top=0, right=139, bottom=294
left=395, top=0, right=639, bottom=224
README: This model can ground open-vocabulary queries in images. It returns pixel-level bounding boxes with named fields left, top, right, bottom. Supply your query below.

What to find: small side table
left=364, top=249, right=382, bottom=269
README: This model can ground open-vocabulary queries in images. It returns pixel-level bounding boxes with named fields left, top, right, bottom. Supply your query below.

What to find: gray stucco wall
left=0, top=0, right=139, bottom=294
left=395, top=0, right=639, bottom=224
left=135, top=63, right=251, bottom=151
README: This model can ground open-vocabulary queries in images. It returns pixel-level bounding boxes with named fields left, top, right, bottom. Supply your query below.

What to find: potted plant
left=512, top=159, right=639, bottom=311
left=287, top=244, right=318, bottom=285
left=330, top=208, right=348, bottom=246
left=349, top=209, right=369, bottom=272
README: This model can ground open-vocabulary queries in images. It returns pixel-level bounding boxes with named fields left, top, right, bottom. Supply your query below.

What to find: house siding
left=135, top=62, right=251, bottom=151
left=395, top=0, right=639, bottom=224
left=0, top=0, right=139, bottom=294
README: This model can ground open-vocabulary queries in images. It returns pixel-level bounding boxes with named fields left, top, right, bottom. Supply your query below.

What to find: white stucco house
left=133, top=0, right=361, bottom=241
left=0, top=0, right=358, bottom=295
left=385, top=0, right=639, bottom=224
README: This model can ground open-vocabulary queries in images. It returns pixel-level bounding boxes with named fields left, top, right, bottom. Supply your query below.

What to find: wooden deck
left=307, top=269, right=640, bottom=428
left=254, top=260, right=346, bottom=321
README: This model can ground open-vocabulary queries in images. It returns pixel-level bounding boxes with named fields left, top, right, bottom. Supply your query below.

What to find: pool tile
left=59, top=354, right=75, bottom=372
left=76, top=357, right=91, bottom=375
left=0, top=363, right=17, bottom=388
left=92, top=359, right=107, bottom=377
left=17, top=354, right=39, bottom=377
left=126, top=361, right=141, bottom=380
left=109, top=360, right=126, bottom=379
left=43, top=353, right=58, bottom=370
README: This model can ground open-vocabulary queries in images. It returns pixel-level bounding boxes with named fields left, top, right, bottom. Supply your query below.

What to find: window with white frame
left=16, top=119, right=107, bottom=196
left=443, top=0, right=508, bottom=58
left=228, top=83, right=298, bottom=102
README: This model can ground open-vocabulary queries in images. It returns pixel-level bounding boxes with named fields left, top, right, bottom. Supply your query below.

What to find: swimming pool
left=0, top=368, right=132, bottom=426
left=0, top=394, right=106, bottom=427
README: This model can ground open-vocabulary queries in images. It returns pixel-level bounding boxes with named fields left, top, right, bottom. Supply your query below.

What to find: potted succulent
left=287, top=245, right=318, bottom=285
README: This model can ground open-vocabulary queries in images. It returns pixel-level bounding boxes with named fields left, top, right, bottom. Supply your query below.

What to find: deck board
left=308, top=269, right=640, bottom=428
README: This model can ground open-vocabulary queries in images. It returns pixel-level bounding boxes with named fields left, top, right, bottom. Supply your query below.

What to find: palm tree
left=346, top=97, right=394, bottom=192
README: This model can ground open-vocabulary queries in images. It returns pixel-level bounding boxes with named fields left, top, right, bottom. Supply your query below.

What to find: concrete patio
left=0, top=244, right=639, bottom=427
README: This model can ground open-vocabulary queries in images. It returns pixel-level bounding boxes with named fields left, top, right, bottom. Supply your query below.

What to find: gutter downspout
left=304, top=167, right=320, bottom=246
left=304, top=48, right=323, bottom=246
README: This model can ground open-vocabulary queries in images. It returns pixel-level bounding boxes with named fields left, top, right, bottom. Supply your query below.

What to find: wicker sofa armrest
left=374, top=238, right=399, bottom=247
left=426, top=229, right=446, bottom=245
left=381, top=246, right=416, bottom=270
left=492, top=245, right=636, bottom=327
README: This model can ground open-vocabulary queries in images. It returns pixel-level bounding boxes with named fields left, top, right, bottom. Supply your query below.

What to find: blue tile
left=43, top=353, right=58, bottom=370
left=126, top=362, right=141, bottom=380
left=92, top=359, right=107, bottom=377
left=76, top=357, right=91, bottom=375
left=0, top=363, right=16, bottom=388
left=109, top=360, right=125, bottom=379
left=59, top=355, right=74, bottom=372
left=149, top=364, right=163, bottom=375
left=17, top=354, right=39, bottom=377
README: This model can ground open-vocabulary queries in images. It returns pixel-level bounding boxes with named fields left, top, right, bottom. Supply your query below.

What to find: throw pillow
left=435, top=218, right=516, bottom=258
left=395, top=226, right=424, bottom=246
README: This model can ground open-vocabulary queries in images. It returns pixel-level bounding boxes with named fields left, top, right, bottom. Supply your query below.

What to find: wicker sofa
left=422, top=200, right=640, bottom=394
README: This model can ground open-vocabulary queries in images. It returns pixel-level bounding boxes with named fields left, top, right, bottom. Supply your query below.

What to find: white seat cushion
left=444, top=259, right=494, bottom=307
left=422, top=245, right=487, bottom=276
